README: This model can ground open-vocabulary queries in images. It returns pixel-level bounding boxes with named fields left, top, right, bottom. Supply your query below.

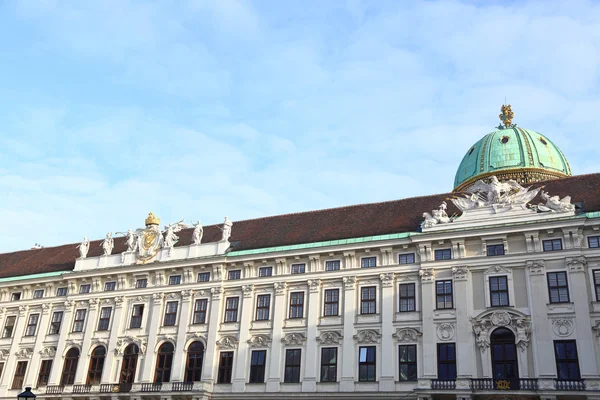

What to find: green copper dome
left=454, top=126, right=572, bottom=191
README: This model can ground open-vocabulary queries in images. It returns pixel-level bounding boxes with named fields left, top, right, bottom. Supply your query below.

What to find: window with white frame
left=33, top=289, right=44, bottom=299
left=361, top=257, right=377, bottom=268
left=325, top=260, right=340, bottom=271
left=228, top=270, right=241, bottom=280
left=489, top=276, right=509, bottom=307
left=197, top=272, right=210, bottom=282
left=399, top=253, right=415, bottom=264
left=399, top=283, right=416, bottom=312
left=169, top=275, right=182, bottom=285
left=291, top=263, right=306, bottom=274
left=104, top=281, right=116, bottom=291
left=258, top=266, right=273, bottom=277
left=25, top=314, right=39, bottom=336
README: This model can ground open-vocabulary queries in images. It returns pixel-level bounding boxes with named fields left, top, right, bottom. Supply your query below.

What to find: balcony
left=471, top=378, right=538, bottom=391
left=72, top=385, right=92, bottom=394
left=99, top=383, right=132, bottom=393
left=431, top=379, right=456, bottom=390
left=141, top=383, right=162, bottom=392
left=555, top=379, right=586, bottom=391
left=45, top=386, right=64, bottom=394
left=172, top=382, right=194, bottom=392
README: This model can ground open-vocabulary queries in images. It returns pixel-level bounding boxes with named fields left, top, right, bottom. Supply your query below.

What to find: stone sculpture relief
left=354, top=329, right=382, bottom=344
left=116, top=229, right=138, bottom=252
left=221, top=216, right=233, bottom=242
left=192, top=220, right=203, bottom=245
left=316, top=331, right=343, bottom=345
left=248, top=334, right=272, bottom=348
left=451, top=176, right=541, bottom=211
left=39, top=346, right=57, bottom=358
left=216, top=335, right=239, bottom=349
left=421, top=201, right=451, bottom=228
left=470, top=310, right=531, bottom=352
left=77, top=236, right=90, bottom=259
left=393, top=328, right=422, bottom=343
left=536, top=191, right=576, bottom=213
left=282, top=332, right=307, bottom=346
left=101, top=233, right=114, bottom=256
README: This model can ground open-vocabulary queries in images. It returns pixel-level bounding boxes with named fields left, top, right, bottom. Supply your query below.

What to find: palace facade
left=1, top=107, right=600, bottom=400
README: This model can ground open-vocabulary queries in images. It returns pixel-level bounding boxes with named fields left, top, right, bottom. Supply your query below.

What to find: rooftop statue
left=192, top=220, right=203, bottom=245
left=101, top=233, right=114, bottom=256
left=451, top=176, right=541, bottom=211
left=536, top=191, right=575, bottom=213
left=221, top=216, right=233, bottom=242
left=116, top=229, right=137, bottom=252
left=421, top=201, right=451, bottom=228
left=77, top=236, right=90, bottom=259
left=163, top=220, right=190, bottom=251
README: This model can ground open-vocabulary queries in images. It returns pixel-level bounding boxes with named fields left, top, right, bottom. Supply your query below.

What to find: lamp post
left=17, top=387, right=36, bottom=400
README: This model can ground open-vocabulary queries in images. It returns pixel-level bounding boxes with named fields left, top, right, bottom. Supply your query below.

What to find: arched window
left=154, top=342, right=174, bottom=383
left=61, top=348, right=80, bottom=385
left=87, top=346, right=106, bottom=385
left=185, top=342, right=205, bottom=382
left=491, top=328, right=519, bottom=385
left=119, top=344, right=139, bottom=384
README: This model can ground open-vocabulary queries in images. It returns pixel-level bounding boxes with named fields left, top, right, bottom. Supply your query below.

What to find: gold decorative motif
left=454, top=168, right=570, bottom=192
left=518, top=127, right=535, bottom=167
left=496, top=379, right=511, bottom=390
left=145, top=212, right=160, bottom=226
left=499, top=104, right=514, bottom=128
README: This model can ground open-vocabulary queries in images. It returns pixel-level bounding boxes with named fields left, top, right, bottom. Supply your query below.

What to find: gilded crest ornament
left=136, top=212, right=163, bottom=264
left=499, top=104, right=514, bottom=128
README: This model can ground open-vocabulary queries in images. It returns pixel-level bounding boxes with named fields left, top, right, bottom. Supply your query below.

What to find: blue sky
left=1, top=0, right=599, bottom=252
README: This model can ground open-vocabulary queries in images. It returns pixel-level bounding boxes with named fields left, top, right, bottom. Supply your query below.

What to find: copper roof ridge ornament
left=499, top=104, right=515, bottom=129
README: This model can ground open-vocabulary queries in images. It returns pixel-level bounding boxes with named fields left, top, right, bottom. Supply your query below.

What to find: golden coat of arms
left=136, top=213, right=163, bottom=264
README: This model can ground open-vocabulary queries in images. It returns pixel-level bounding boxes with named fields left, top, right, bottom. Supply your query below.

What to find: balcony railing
left=72, top=384, right=92, bottom=394
left=141, top=383, right=162, bottom=392
left=99, top=383, right=132, bottom=393
left=431, top=379, right=456, bottom=390
left=45, top=386, right=64, bottom=394
left=470, top=378, right=538, bottom=391
left=555, top=379, right=586, bottom=391
left=172, top=382, right=194, bottom=392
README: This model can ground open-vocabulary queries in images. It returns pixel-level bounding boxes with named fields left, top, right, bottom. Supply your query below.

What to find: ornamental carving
left=552, top=318, right=574, bottom=337
left=485, top=265, right=511, bottom=275
left=316, top=331, right=343, bottom=345
left=451, top=177, right=541, bottom=211
left=39, top=346, right=57, bottom=358
left=342, top=276, right=357, bottom=291
left=158, top=334, right=177, bottom=345
left=308, top=279, right=321, bottom=293
left=248, top=334, right=272, bottom=348
left=419, top=268, right=435, bottom=282
left=216, top=335, right=239, bottom=349
left=470, top=310, right=531, bottom=352
left=115, top=337, right=147, bottom=356
left=526, top=260, right=545, bottom=275
left=114, top=296, right=124, bottom=306
left=211, top=286, right=223, bottom=299
left=181, top=290, right=192, bottom=300
left=0, top=349, right=9, bottom=360
left=242, top=285, right=254, bottom=298
left=421, top=202, right=451, bottom=228
left=15, top=348, right=33, bottom=359
left=152, top=293, right=164, bottom=304
left=566, top=256, right=587, bottom=272
left=452, top=266, right=468, bottom=280
left=166, top=292, right=181, bottom=300
left=186, top=332, right=207, bottom=343
left=274, top=282, right=287, bottom=296
left=282, top=332, right=307, bottom=346
left=353, top=329, right=382, bottom=344
left=393, top=328, right=422, bottom=343
left=379, top=273, right=395, bottom=287
left=436, top=323, right=455, bottom=341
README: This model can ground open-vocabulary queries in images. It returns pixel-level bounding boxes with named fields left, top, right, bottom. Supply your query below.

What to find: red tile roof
left=1, top=173, right=599, bottom=279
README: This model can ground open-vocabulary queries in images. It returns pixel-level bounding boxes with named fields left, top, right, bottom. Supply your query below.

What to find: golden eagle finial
left=499, top=104, right=514, bottom=128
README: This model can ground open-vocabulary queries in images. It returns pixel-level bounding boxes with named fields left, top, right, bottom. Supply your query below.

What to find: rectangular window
left=554, top=340, right=581, bottom=380
left=434, top=249, right=452, bottom=260
left=97, top=307, right=112, bottom=331
left=436, top=280, right=453, bottom=309
left=358, top=346, right=376, bottom=382
left=489, top=276, right=509, bottom=307
left=37, top=360, right=52, bottom=387
left=11, top=292, right=21, bottom=301
left=193, top=299, right=208, bottom=324
left=249, top=350, right=267, bottom=383
left=284, top=349, right=302, bottom=383
left=589, top=236, right=600, bottom=248
left=399, top=345, right=417, bottom=381
left=228, top=270, right=241, bottom=280
left=258, top=266, right=273, bottom=277
left=255, top=294, right=271, bottom=321
left=33, top=289, right=44, bottom=299
left=3, top=316, right=16, bottom=338
left=291, top=263, right=306, bottom=274
left=104, top=281, right=116, bottom=291
left=324, top=289, right=339, bottom=316
left=24, top=314, right=39, bottom=336
left=543, top=239, right=563, bottom=252
left=224, top=297, right=239, bottom=322
left=169, top=275, right=181, bottom=285
left=320, top=347, right=337, bottom=382
left=56, top=287, right=68, bottom=296
left=399, top=283, right=416, bottom=312
left=289, top=292, right=304, bottom=319
left=487, top=244, right=505, bottom=256
left=73, top=309, right=86, bottom=332
left=136, top=278, right=148, bottom=288
left=399, top=253, right=415, bottom=264
left=12, top=361, right=27, bottom=390
left=130, top=304, right=144, bottom=328
left=49, top=312, right=62, bottom=335
left=163, top=301, right=178, bottom=326
left=437, top=343, right=456, bottom=380
left=325, top=260, right=340, bottom=271
left=197, top=272, right=210, bottom=282
left=361, top=256, right=377, bottom=268
left=361, top=287, right=376, bottom=315
left=79, top=284, right=91, bottom=294
left=594, top=270, right=600, bottom=302
left=217, top=352, right=234, bottom=384
left=548, top=272, right=570, bottom=303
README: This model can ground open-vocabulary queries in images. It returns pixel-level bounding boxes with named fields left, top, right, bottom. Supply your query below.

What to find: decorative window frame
left=324, top=259, right=343, bottom=272
left=281, top=347, right=304, bottom=384
left=128, top=302, right=147, bottom=330
left=483, top=265, right=515, bottom=309
left=480, top=235, right=508, bottom=256
left=397, top=277, right=419, bottom=313
left=397, top=252, right=417, bottom=265
left=357, top=279, right=381, bottom=316
left=96, top=306, right=114, bottom=332
left=359, top=255, right=378, bottom=269
left=286, top=289, right=307, bottom=321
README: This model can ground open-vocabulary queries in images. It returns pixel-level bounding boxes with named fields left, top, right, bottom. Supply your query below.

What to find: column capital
left=181, top=289, right=192, bottom=302
left=308, top=279, right=321, bottom=293
left=242, top=284, right=254, bottom=298
left=274, top=282, right=287, bottom=296
left=452, top=266, right=469, bottom=281
left=566, top=256, right=587, bottom=272
left=379, top=273, right=395, bottom=287
left=89, top=298, right=99, bottom=310
left=419, top=267, right=435, bottom=282
left=526, top=259, right=545, bottom=275
left=152, top=292, right=164, bottom=305
left=342, top=276, right=357, bottom=291
left=211, top=286, right=223, bottom=300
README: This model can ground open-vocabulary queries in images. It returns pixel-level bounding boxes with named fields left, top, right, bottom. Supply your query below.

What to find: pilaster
left=526, top=260, right=554, bottom=378
left=419, top=268, right=436, bottom=378
left=266, top=282, right=287, bottom=391
left=102, top=296, right=124, bottom=383
left=74, top=298, right=100, bottom=383
left=47, top=301, right=74, bottom=385
left=302, top=279, right=321, bottom=392
left=452, top=266, right=474, bottom=379
left=201, top=286, right=223, bottom=386
left=23, top=304, right=52, bottom=387
left=379, top=273, right=396, bottom=391
left=340, top=276, right=357, bottom=391
left=140, top=293, right=164, bottom=382
left=171, top=290, right=192, bottom=382
left=232, top=284, right=254, bottom=391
